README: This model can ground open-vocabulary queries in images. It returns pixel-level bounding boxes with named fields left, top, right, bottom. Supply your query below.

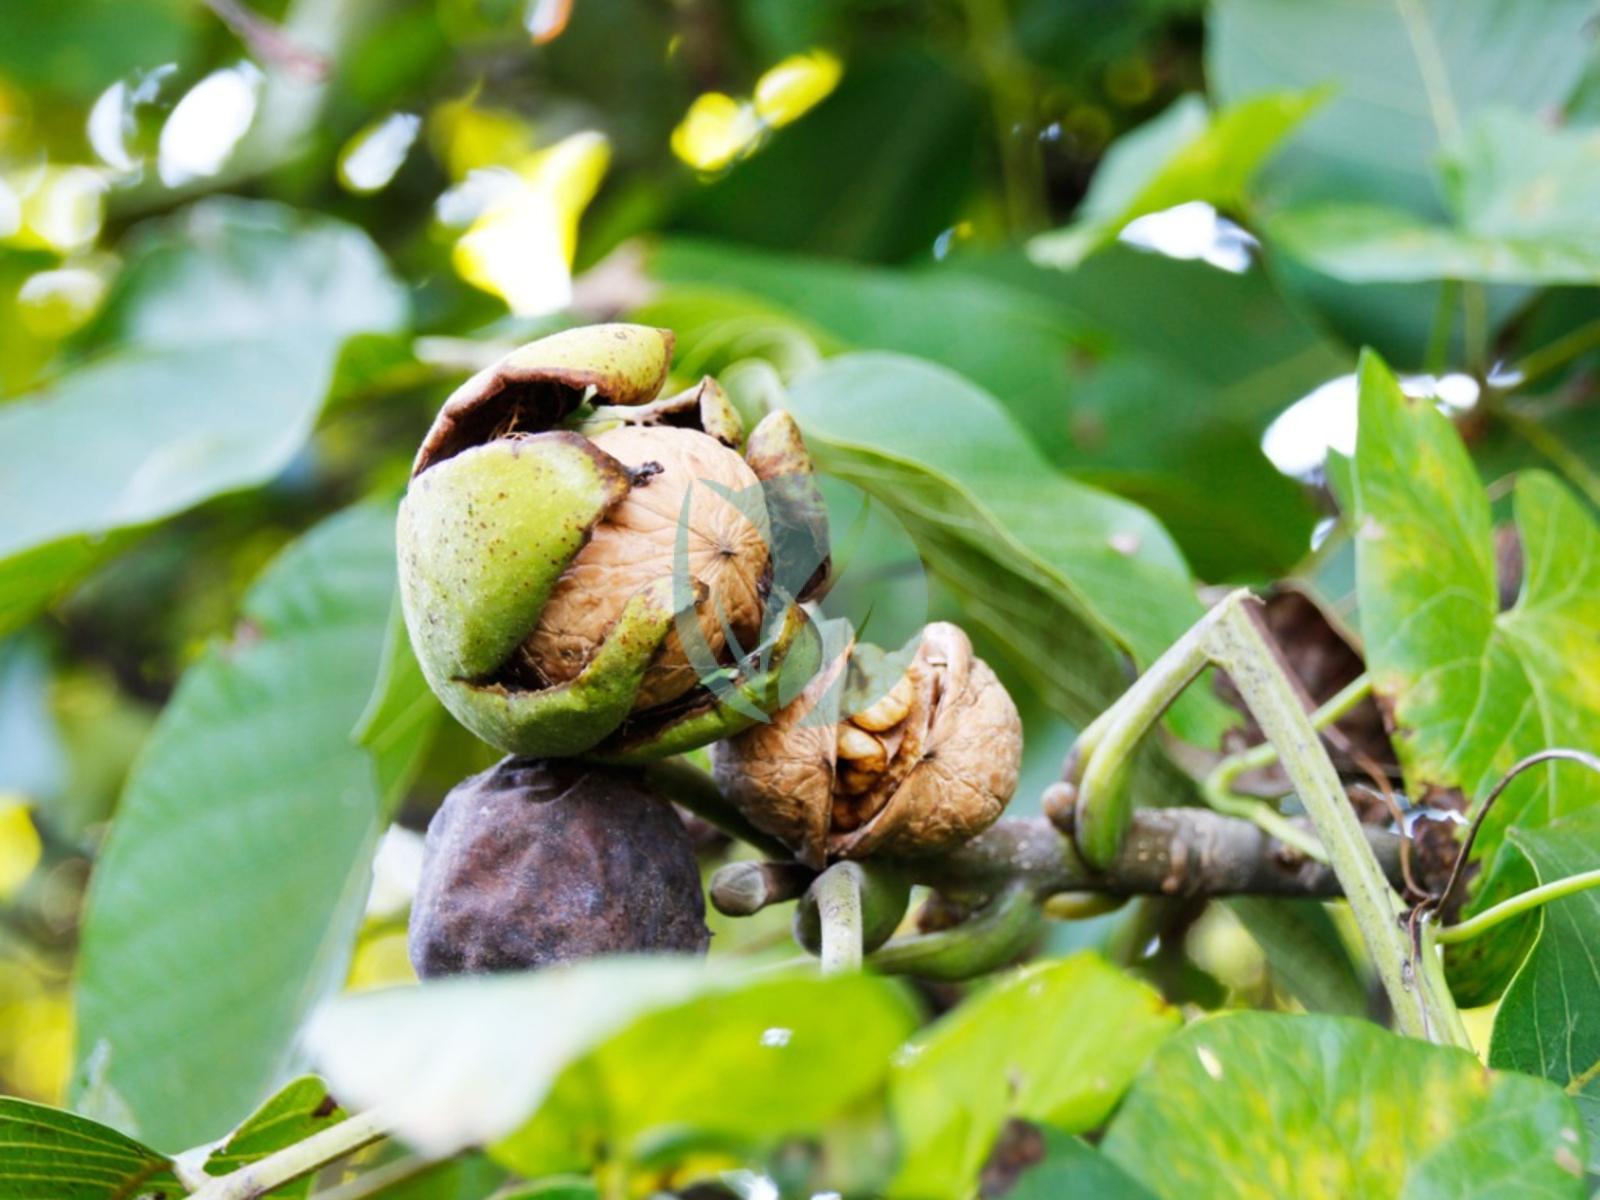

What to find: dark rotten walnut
left=409, top=757, right=710, bottom=976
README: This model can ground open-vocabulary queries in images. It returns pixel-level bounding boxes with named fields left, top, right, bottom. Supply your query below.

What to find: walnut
left=523, top=425, right=769, bottom=710
left=409, top=757, right=710, bottom=976
left=711, top=622, right=1022, bottom=867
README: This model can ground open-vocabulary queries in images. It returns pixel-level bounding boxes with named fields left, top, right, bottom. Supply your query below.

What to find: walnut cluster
left=712, top=622, right=1022, bottom=867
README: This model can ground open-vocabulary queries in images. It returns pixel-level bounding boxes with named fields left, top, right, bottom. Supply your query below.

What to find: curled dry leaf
left=711, top=622, right=1022, bottom=868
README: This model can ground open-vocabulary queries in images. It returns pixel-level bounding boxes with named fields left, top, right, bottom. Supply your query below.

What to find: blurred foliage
left=0, top=0, right=1598, bottom=1194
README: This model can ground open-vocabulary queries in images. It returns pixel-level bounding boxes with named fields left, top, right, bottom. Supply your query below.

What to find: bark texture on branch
left=898, top=809, right=1407, bottom=902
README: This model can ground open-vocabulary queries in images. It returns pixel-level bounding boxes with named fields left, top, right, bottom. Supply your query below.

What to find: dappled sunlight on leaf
left=1, top=164, right=106, bottom=252
left=672, top=93, right=763, bottom=173
left=452, top=131, right=610, bottom=317
left=672, top=50, right=843, bottom=174
left=0, top=797, right=41, bottom=899
left=754, top=51, right=843, bottom=128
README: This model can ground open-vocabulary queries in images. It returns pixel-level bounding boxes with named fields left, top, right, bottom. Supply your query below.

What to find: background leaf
left=887, top=954, right=1179, bottom=1200
left=1029, top=89, right=1320, bottom=268
left=71, top=502, right=399, bottom=1150
left=783, top=351, right=1232, bottom=748
left=0, top=199, right=407, bottom=636
left=1008, top=1129, right=1158, bottom=1200
left=1209, top=0, right=1597, bottom=360
left=1208, top=0, right=1596, bottom=211
left=1103, top=1012, right=1587, bottom=1198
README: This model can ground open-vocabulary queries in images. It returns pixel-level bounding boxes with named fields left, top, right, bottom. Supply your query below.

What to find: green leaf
left=306, top=960, right=915, bottom=1164
left=203, top=1076, right=344, bottom=1198
left=1104, top=1012, right=1587, bottom=1198
left=1029, top=90, right=1322, bottom=268
left=0, top=634, right=63, bottom=799
left=1490, top=810, right=1600, bottom=1168
left=496, top=1179, right=599, bottom=1200
left=0, top=198, right=407, bottom=636
left=1209, top=0, right=1597, bottom=212
left=648, top=239, right=1342, bottom=580
left=497, top=971, right=919, bottom=1172
left=886, top=954, right=1179, bottom=1200
left=354, top=594, right=445, bottom=817
left=0, top=1097, right=180, bottom=1200
left=0, top=0, right=194, bottom=101
left=1352, top=351, right=1600, bottom=881
left=1269, top=203, right=1600, bottom=286
left=72, top=502, right=399, bottom=1151
left=1209, top=0, right=1596, bottom=360
left=1008, top=1129, right=1157, bottom=1200
left=1272, top=110, right=1600, bottom=285
left=339, top=1152, right=507, bottom=1200
left=784, top=351, right=1232, bottom=747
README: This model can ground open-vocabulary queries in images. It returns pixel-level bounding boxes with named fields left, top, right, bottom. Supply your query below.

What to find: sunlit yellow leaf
left=2, top=165, right=106, bottom=252
left=671, top=92, right=762, bottom=172
left=346, top=928, right=416, bottom=992
left=430, top=93, right=538, bottom=181
left=18, top=266, right=109, bottom=337
left=452, top=130, right=610, bottom=316
left=753, top=50, right=843, bottom=128
left=0, top=797, right=41, bottom=899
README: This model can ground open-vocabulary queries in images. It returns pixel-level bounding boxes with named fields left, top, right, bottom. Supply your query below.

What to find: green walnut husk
left=398, top=323, right=829, bottom=761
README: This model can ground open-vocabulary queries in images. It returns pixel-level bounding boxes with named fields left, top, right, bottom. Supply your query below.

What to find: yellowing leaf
left=671, top=93, right=762, bottom=172
left=1353, top=353, right=1600, bottom=875
left=753, top=51, right=843, bottom=128
left=1104, top=1013, right=1586, bottom=1198
left=430, top=94, right=538, bottom=181
left=0, top=797, right=40, bottom=898
left=346, top=928, right=417, bottom=992
left=2, top=165, right=106, bottom=252
left=453, top=131, right=610, bottom=316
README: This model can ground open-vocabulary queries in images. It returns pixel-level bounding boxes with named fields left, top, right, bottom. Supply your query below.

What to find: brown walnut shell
left=523, top=425, right=770, bottom=710
left=710, top=621, right=1021, bottom=867
left=409, top=757, right=711, bottom=977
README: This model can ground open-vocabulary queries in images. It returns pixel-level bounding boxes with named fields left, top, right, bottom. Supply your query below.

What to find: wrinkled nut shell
left=850, top=676, right=914, bottom=732
left=525, top=425, right=769, bottom=710
left=409, top=757, right=710, bottom=976
left=712, top=622, right=1021, bottom=865
left=710, top=646, right=846, bottom=868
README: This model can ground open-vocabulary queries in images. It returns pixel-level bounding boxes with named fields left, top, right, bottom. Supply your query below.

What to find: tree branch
left=902, top=809, right=1409, bottom=903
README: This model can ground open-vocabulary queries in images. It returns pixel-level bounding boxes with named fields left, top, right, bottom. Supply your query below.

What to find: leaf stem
left=1462, top=283, right=1489, bottom=376
left=813, top=863, right=863, bottom=975
left=1201, top=673, right=1373, bottom=862
left=867, top=883, right=1040, bottom=981
left=1434, top=869, right=1600, bottom=945
left=1491, top=405, right=1600, bottom=509
left=1201, top=598, right=1465, bottom=1047
left=1510, top=315, right=1600, bottom=388
left=1066, top=593, right=1465, bottom=1045
left=189, top=1110, right=388, bottom=1200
